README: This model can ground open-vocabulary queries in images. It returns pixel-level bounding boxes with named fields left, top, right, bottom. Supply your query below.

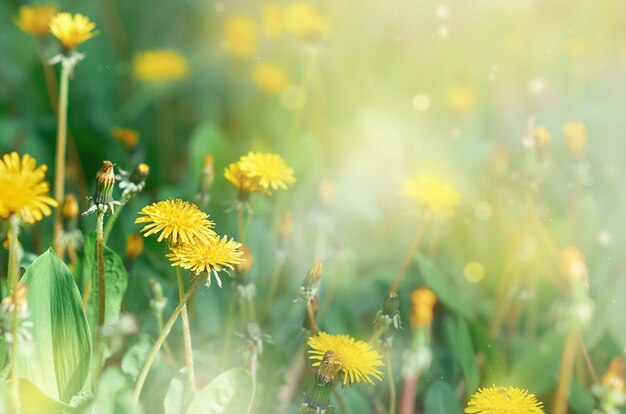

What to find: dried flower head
left=308, top=332, right=384, bottom=385
left=401, top=174, right=460, bottom=216
left=465, top=385, right=544, bottom=414
left=252, top=61, right=290, bottom=94
left=14, top=4, right=58, bottom=38
left=49, top=12, right=97, bottom=51
left=135, top=199, right=216, bottom=245
left=167, top=235, right=245, bottom=287
left=132, top=49, right=189, bottom=83
left=222, top=15, right=257, bottom=58
left=0, top=152, right=58, bottom=224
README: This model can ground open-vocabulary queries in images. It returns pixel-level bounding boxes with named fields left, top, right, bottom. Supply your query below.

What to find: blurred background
left=2, top=0, right=626, bottom=412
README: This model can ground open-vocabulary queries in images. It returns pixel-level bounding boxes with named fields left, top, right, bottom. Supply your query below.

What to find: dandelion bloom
left=14, top=4, right=58, bottom=38
left=563, top=121, right=587, bottom=155
left=308, top=332, right=384, bottom=385
left=465, top=385, right=544, bottom=414
left=132, top=49, right=189, bottom=83
left=238, top=151, right=296, bottom=192
left=112, top=127, right=139, bottom=149
left=125, top=233, right=144, bottom=261
left=252, top=61, right=289, bottom=94
left=262, top=3, right=283, bottom=38
left=224, top=161, right=263, bottom=194
left=283, top=2, right=330, bottom=39
left=135, top=199, right=216, bottom=245
left=0, top=152, right=58, bottom=224
left=410, top=288, right=437, bottom=327
left=222, top=15, right=257, bottom=58
left=167, top=236, right=245, bottom=287
left=49, top=12, right=97, bottom=51
left=401, top=174, right=460, bottom=216
left=448, top=86, right=475, bottom=114
left=533, top=126, right=551, bottom=150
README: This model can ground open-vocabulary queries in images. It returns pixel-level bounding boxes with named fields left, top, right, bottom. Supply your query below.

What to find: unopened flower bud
left=62, top=193, right=79, bottom=219
left=83, top=160, right=123, bottom=216
left=125, top=233, right=144, bottom=261
left=298, top=260, right=323, bottom=302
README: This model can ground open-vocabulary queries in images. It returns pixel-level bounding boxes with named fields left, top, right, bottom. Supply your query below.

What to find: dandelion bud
left=533, top=126, right=552, bottom=151
left=195, top=154, right=215, bottom=208
left=62, top=193, right=79, bottom=219
left=0, top=284, right=33, bottom=345
left=563, top=121, right=587, bottom=156
left=112, top=127, right=139, bottom=150
left=592, top=357, right=626, bottom=411
left=83, top=160, right=123, bottom=216
left=374, top=292, right=401, bottom=332
left=298, top=260, right=323, bottom=302
left=410, top=288, right=436, bottom=327
left=125, top=233, right=144, bottom=261
left=119, top=163, right=150, bottom=200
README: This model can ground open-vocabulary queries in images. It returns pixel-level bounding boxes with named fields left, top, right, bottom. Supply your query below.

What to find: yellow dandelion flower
left=252, top=61, right=290, bottom=94
left=112, top=127, right=139, bottom=150
left=135, top=199, right=216, bottom=245
left=262, top=3, right=283, bottom=38
left=238, top=151, right=296, bottom=192
left=308, top=332, right=384, bottom=385
left=533, top=126, right=551, bottom=150
left=448, top=86, right=475, bottom=114
left=222, top=15, right=257, bottom=58
left=401, top=174, right=460, bottom=216
left=563, top=121, right=587, bottom=156
left=0, top=152, right=58, bottom=224
left=125, top=233, right=144, bottom=261
left=14, top=4, right=58, bottom=38
left=410, top=288, right=437, bottom=327
left=167, top=235, right=245, bottom=287
left=465, top=385, right=545, bottom=414
left=49, top=12, right=97, bottom=51
left=132, top=49, right=189, bottom=83
left=224, top=161, right=263, bottom=194
left=283, top=2, right=330, bottom=39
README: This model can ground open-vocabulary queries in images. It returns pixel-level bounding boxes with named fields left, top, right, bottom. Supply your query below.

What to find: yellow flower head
left=563, top=121, right=587, bottom=156
left=135, top=199, right=216, bottom=245
left=283, top=2, right=330, bottom=40
left=252, top=61, right=290, bottom=94
left=262, top=3, right=283, bottom=38
left=465, top=385, right=544, bottom=414
left=167, top=235, right=245, bottom=287
left=224, top=161, right=263, bottom=194
left=132, top=49, right=189, bottom=83
left=222, top=15, right=257, bottom=58
left=0, top=152, right=58, bottom=224
left=560, top=246, right=588, bottom=286
left=238, top=151, right=296, bottom=192
left=112, top=127, right=139, bottom=150
left=410, top=287, right=437, bottom=327
left=49, top=12, right=97, bottom=51
left=14, top=4, right=58, bottom=38
left=448, top=86, right=475, bottom=114
left=401, top=174, right=460, bottom=216
left=308, top=332, right=384, bottom=385
left=125, top=233, right=144, bottom=261
left=533, top=126, right=551, bottom=150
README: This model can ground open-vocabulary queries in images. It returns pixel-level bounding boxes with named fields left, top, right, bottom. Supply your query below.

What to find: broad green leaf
left=186, top=368, right=253, bottom=414
left=454, top=318, right=479, bottom=397
left=121, top=335, right=154, bottom=383
left=75, top=232, right=129, bottom=340
left=15, top=249, right=92, bottom=403
left=569, top=379, right=594, bottom=414
left=75, top=367, right=141, bottom=414
left=19, top=378, right=73, bottom=414
left=423, top=380, right=461, bottom=414
left=415, top=253, right=479, bottom=320
left=164, top=369, right=190, bottom=414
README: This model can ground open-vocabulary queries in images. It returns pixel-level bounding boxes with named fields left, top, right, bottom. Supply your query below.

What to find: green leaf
left=164, top=369, right=190, bottom=414
left=414, top=253, right=479, bottom=320
left=454, top=318, right=479, bottom=397
left=121, top=335, right=154, bottom=383
left=15, top=249, right=92, bottom=403
left=75, top=232, right=129, bottom=340
left=569, top=380, right=594, bottom=414
left=75, top=367, right=141, bottom=414
left=423, top=381, right=461, bottom=414
left=19, top=378, right=73, bottom=414
left=185, top=368, right=253, bottom=414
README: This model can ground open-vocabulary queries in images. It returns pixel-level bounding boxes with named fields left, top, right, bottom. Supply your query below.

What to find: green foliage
left=15, top=249, right=91, bottom=403
left=75, top=368, right=140, bottom=414
left=423, top=381, right=461, bottom=414
left=185, top=368, right=254, bottom=414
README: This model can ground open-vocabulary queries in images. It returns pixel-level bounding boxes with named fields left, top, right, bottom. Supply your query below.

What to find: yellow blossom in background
left=112, top=127, right=139, bottom=150
left=308, top=332, right=384, bottom=385
left=533, top=126, right=551, bottom=150
left=0, top=152, right=58, bottom=224
left=410, top=287, right=437, bottom=327
left=49, top=12, right=97, bottom=51
left=222, top=15, right=257, bottom=58
left=560, top=246, right=588, bottom=286
left=125, top=233, right=144, bottom=261
left=167, top=235, right=245, bottom=287
left=62, top=193, right=79, bottom=219
left=14, top=4, right=58, bottom=38
left=262, top=3, right=283, bottom=38
left=135, top=199, right=216, bottom=245
left=401, top=174, right=460, bottom=216
left=224, top=161, right=263, bottom=194
left=236, top=245, right=254, bottom=273
left=465, top=385, right=544, bottom=414
left=283, top=2, right=330, bottom=39
left=563, top=121, right=587, bottom=155
left=132, top=49, right=189, bottom=83
left=252, top=61, right=290, bottom=94
left=448, top=86, right=475, bottom=114
left=238, top=151, right=296, bottom=192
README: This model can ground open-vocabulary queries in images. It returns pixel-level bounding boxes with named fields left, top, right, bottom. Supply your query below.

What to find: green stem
left=387, top=349, right=396, bottom=414
left=53, top=64, right=70, bottom=253
left=176, top=268, right=197, bottom=391
left=221, top=288, right=237, bottom=364
left=260, top=261, right=283, bottom=322
left=96, top=210, right=106, bottom=327
left=103, top=203, right=125, bottom=244
left=8, top=216, right=20, bottom=413
left=133, top=276, right=203, bottom=402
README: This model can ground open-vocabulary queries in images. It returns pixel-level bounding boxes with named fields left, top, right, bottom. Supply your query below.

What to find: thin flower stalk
left=97, top=210, right=106, bottom=326
left=389, top=212, right=430, bottom=294
left=176, top=267, right=197, bottom=391
left=53, top=63, right=70, bottom=252
left=8, top=216, right=21, bottom=413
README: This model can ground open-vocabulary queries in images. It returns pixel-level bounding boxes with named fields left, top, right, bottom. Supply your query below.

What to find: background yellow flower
left=401, top=174, right=460, bottom=216
left=252, top=61, right=290, bottom=94
left=132, top=49, right=189, bottom=83
left=14, top=4, right=58, bottom=38
left=222, top=15, right=257, bottom=58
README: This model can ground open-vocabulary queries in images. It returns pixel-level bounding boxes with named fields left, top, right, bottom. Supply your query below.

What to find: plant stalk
left=8, top=216, right=21, bottom=413
left=96, top=210, right=106, bottom=326
left=53, top=64, right=70, bottom=253
left=390, top=213, right=430, bottom=294
left=176, top=267, right=197, bottom=391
